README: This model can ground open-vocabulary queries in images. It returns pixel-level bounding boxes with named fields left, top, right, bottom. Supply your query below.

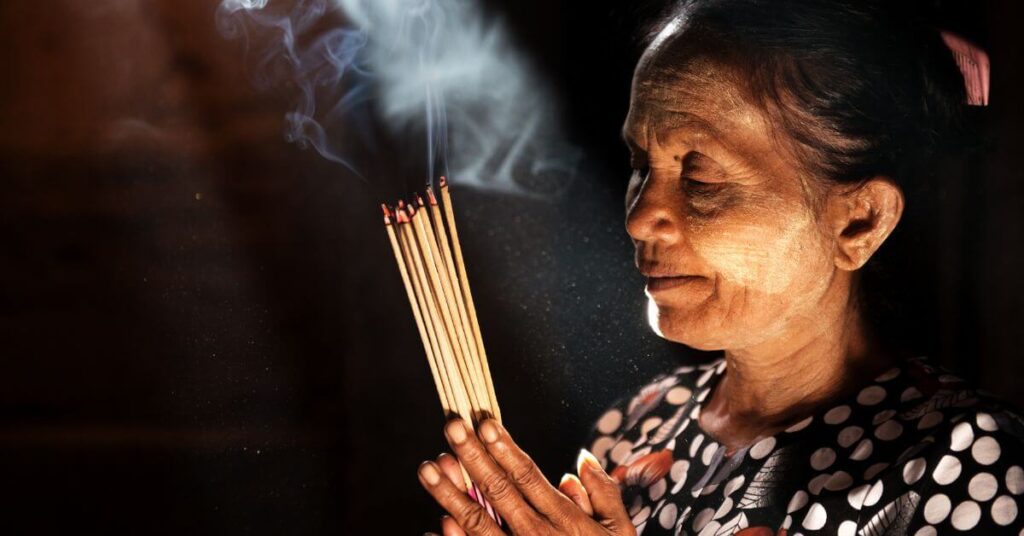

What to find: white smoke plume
left=217, top=0, right=580, bottom=196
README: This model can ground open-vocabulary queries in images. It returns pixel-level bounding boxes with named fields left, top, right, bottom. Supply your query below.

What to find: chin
left=647, top=298, right=725, bottom=351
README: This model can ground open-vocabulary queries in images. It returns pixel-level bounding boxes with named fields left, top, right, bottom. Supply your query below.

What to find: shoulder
left=583, top=357, right=724, bottom=467
left=857, top=359, right=1024, bottom=532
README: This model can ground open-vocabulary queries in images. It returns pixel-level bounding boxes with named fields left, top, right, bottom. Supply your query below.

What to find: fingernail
left=446, top=419, right=467, bottom=444
left=576, top=448, right=601, bottom=474
left=559, top=472, right=581, bottom=488
left=479, top=419, right=500, bottom=443
left=419, top=461, right=441, bottom=485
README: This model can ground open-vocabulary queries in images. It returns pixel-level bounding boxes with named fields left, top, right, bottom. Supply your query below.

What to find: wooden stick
left=385, top=205, right=455, bottom=415
left=418, top=194, right=492, bottom=420
left=438, top=177, right=501, bottom=422
left=398, top=209, right=475, bottom=429
left=408, top=203, right=485, bottom=423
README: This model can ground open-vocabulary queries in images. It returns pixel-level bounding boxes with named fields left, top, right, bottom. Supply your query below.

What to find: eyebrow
left=621, top=115, right=722, bottom=151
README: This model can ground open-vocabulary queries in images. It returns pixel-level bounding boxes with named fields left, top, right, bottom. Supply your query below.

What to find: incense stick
left=381, top=179, right=503, bottom=524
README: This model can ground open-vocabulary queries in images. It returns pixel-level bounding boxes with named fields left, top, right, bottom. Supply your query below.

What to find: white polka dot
left=665, top=386, right=692, bottom=405
left=918, top=411, right=944, bottom=429
left=876, top=367, right=901, bottom=382
left=689, top=434, right=705, bottom=458
left=782, top=515, right=792, bottom=529
left=914, top=526, right=937, bottom=536
left=631, top=505, right=652, bottom=526
left=702, top=443, right=719, bottom=465
left=850, top=439, right=873, bottom=461
left=696, top=387, right=711, bottom=402
left=1007, top=466, right=1024, bottom=495
left=864, top=480, right=884, bottom=507
left=808, top=473, right=830, bottom=495
left=933, top=455, right=962, bottom=485
left=838, top=519, right=857, bottom=536
left=940, top=374, right=962, bottom=383
left=924, top=494, right=952, bottom=524
left=591, top=436, right=616, bottom=462
left=670, top=459, right=690, bottom=482
left=848, top=484, right=871, bottom=510
left=865, top=462, right=889, bottom=480
left=641, top=417, right=663, bottom=436
left=723, top=475, right=745, bottom=496
left=649, top=478, right=667, bottom=501
left=903, top=457, right=927, bottom=485
left=992, top=495, right=1018, bottom=526
left=692, top=507, right=715, bottom=531
left=902, top=386, right=923, bottom=402
left=825, top=471, right=853, bottom=491
left=788, top=490, right=809, bottom=513
left=875, top=419, right=903, bottom=441
left=610, top=441, right=634, bottom=464
left=968, top=472, right=998, bottom=502
left=624, top=446, right=652, bottom=465
left=712, top=497, right=734, bottom=520
left=951, top=500, right=981, bottom=530
left=700, top=482, right=719, bottom=496
left=873, top=409, right=897, bottom=425
left=973, top=436, right=1001, bottom=465
left=786, top=416, right=813, bottom=433
left=950, top=422, right=974, bottom=452
left=659, top=503, right=678, bottom=529
left=697, top=520, right=720, bottom=536
left=977, top=412, right=999, bottom=432
left=802, top=502, right=827, bottom=530
left=597, top=409, right=623, bottom=434
left=825, top=405, right=852, bottom=425
left=750, top=436, right=776, bottom=460
left=857, top=385, right=887, bottom=406
left=696, top=368, right=715, bottom=387
left=838, top=426, right=864, bottom=448
left=811, top=448, right=836, bottom=471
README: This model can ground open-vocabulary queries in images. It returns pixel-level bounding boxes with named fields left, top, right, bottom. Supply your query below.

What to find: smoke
left=216, top=0, right=580, bottom=196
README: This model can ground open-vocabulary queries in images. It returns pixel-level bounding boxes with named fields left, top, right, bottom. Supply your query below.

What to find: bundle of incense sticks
left=381, top=176, right=502, bottom=522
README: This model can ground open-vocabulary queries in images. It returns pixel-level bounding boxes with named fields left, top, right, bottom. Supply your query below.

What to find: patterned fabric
left=582, top=356, right=1024, bottom=535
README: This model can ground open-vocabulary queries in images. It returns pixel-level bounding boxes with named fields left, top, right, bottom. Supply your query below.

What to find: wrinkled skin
left=421, top=16, right=905, bottom=536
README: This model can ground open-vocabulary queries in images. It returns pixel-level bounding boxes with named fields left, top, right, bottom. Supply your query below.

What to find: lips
left=646, top=275, right=704, bottom=292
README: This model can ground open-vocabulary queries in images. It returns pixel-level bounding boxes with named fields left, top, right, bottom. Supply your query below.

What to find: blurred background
left=0, top=0, right=1020, bottom=533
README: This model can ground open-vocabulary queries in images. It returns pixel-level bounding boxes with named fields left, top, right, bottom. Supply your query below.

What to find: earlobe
left=832, top=178, right=904, bottom=272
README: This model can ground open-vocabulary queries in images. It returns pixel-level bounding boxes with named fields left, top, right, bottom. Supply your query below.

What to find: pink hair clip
left=940, top=30, right=990, bottom=106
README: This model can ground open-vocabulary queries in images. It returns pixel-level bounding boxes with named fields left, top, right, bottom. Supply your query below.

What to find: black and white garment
left=582, top=355, right=1024, bottom=535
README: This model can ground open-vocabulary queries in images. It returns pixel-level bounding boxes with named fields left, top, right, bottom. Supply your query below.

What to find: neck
left=703, top=275, right=896, bottom=445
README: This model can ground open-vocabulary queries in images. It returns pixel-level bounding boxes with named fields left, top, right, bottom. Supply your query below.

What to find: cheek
left=692, top=204, right=829, bottom=297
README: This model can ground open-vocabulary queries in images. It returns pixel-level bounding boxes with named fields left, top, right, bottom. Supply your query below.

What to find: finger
left=418, top=461, right=505, bottom=536
left=477, top=419, right=579, bottom=524
left=558, top=473, right=594, bottom=516
left=438, top=453, right=468, bottom=493
left=441, top=515, right=467, bottom=536
left=576, top=449, right=633, bottom=531
left=445, top=418, right=546, bottom=533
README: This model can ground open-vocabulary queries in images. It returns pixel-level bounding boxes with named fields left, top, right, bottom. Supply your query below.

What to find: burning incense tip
left=381, top=203, right=393, bottom=221
left=406, top=204, right=417, bottom=217
left=415, top=193, right=426, bottom=207
left=398, top=199, right=406, bottom=209
left=426, top=188, right=439, bottom=206
left=439, top=176, right=448, bottom=188
left=396, top=208, right=410, bottom=224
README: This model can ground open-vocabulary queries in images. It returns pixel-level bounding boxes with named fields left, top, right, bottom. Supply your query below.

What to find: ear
left=828, top=177, right=905, bottom=271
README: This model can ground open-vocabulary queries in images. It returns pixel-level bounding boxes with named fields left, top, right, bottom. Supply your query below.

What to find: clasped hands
left=418, top=418, right=637, bottom=536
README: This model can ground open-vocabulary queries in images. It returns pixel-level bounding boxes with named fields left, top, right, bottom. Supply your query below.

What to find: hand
left=417, top=418, right=637, bottom=536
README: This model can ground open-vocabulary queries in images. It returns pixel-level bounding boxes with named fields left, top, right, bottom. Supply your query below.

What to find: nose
left=625, top=169, right=680, bottom=245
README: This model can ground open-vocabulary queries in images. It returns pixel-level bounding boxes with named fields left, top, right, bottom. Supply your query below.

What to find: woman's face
left=624, top=49, right=842, bottom=351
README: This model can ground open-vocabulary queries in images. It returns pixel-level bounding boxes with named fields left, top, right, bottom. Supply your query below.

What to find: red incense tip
left=396, top=209, right=410, bottom=224
left=426, top=188, right=439, bottom=206
left=397, top=199, right=406, bottom=209
left=415, top=193, right=426, bottom=207
left=406, top=204, right=417, bottom=217
left=439, top=176, right=448, bottom=188
left=381, top=203, right=393, bottom=223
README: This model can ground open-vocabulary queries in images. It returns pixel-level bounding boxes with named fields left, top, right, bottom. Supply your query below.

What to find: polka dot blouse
left=583, top=356, right=1024, bottom=535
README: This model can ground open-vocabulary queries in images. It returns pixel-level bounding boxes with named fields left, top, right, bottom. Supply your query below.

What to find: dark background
left=1, top=0, right=1021, bottom=534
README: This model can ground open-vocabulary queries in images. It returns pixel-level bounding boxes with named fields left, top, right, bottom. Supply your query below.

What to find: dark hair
left=642, top=0, right=981, bottom=352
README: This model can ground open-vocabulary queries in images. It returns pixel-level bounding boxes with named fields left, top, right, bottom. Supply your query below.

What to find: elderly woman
left=417, top=0, right=1024, bottom=534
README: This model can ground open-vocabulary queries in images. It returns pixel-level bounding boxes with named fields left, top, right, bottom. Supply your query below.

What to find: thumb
left=576, top=449, right=633, bottom=532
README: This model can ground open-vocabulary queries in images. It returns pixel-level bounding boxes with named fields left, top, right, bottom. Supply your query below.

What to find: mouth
left=645, top=274, right=704, bottom=293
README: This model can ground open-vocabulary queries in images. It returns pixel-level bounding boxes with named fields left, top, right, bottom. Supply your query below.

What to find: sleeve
left=882, top=407, right=1024, bottom=534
